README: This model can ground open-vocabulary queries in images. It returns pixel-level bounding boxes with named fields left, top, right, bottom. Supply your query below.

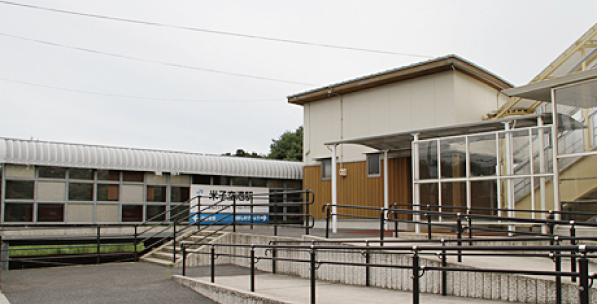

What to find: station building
left=0, top=138, right=302, bottom=224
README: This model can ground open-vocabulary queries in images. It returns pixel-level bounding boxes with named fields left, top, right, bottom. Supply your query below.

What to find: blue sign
left=190, top=213, right=269, bottom=224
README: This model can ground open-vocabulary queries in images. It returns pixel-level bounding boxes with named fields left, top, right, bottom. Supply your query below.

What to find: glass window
left=192, top=175, right=211, bottom=185
left=251, top=178, right=267, bottom=187
left=367, top=154, right=381, bottom=176
left=146, top=205, right=166, bottom=222
left=97, top=184, right=119, bottom=201
left=122, top=205, right=143, bottom=222
left=418, top=141, right=438, bottom=180
left=4, top=203, right=33, bottom=222
left=39, top=166, right=66, bottom=179
left=5, top=180, right=34, bottom=199
left=321, top=159, right=332, bottom=180
left=70, top=168, right=93, bottom=180
left=69, top=183, right=93, bottom=201
left=233, top=177, right=249, bottom=186
left=147, top=186, right=166, bottom=202
left=171, top=187, right=190, bottom=202
left=97, top=170, right=119, bottom=181
left=38, top=204, right=64, bottom=222
left=123, top=171, right=144, bottom=182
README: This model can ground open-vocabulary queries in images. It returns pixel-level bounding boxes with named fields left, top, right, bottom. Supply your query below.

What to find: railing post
left=380, top=210, right=385, bottom=247
left=182, top=245, right=187, bottom=277
left=96, top=225, right=101, bottom=264
left=570, top=220, right=577, bottom=283
left=441, top=239, right=447, bottom=296
left=412, top=247, right=420, bottom=304
left=325, top=207, right=330, bottom=239
left=467, top=213, right=473, bottom=246
left=250, top=195, right=254, bottom=230
left=271, top=242, right=277, bottom=274
left=197, top=196, right=201, bottom=231
left=134, top=225, right=138, bottom=262
left=310, top=245, right=316, bottom=304
left=305, top=191, right=310, bottom=236
left=173, top=222, right=177, bottom=263
left=553, top=237, right=562, bottom=304
left=365, top=240, right=370, bottom=287
left=394, top=209, right=399, bottom=238
left=210, top=245, right=215, bottom=283
left=426, top=213, right=432, bottom=240
left=456, top=213, right=462, bottom=263
left=578, top=245, right=589, bottom=304
left=233, top=194, right=237, bottom=233
left=250, top=245, right=255, bottom=292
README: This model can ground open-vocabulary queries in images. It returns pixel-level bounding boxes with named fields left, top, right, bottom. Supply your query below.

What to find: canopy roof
left=0, top=138, right=303, bottom=180
left=324, top=113, right=582, bottom=151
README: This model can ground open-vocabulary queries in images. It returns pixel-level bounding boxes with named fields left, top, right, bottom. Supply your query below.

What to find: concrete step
left=139, top=256, right=176, bottom=267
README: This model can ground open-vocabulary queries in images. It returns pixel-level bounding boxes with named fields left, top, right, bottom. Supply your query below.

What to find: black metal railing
left=182, top=242, right=597, bottom=304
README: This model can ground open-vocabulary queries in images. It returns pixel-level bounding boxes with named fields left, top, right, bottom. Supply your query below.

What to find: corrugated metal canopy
left=0, top=138, right=302, bottom=180
left=324, top=113, right=583, bottom=151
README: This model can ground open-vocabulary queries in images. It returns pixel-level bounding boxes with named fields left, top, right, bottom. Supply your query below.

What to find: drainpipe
left=332, top=144, right=338, bottom=233
left=551, top=89, right=561, bottom=221
left=383, top=150, right=389, bottom=231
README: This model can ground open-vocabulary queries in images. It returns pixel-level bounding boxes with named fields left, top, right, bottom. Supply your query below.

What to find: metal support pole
left=379, top=211, right=385, bottom=247
left=173, top=222, right=177, bottom=263
left=570, top=221, right=577, bottom=283
left=412, top=249, right=420, bottom=304
left=233, top=195, right=237, bottom=233
left=365, top=241, right=370, bottom=287
left=197, top=196, right=201, bottom=231
left=441, top=240, right=447, bottom=296
left=310, top=246, right=316, bottom=304
left=467, top=214, right=473, bottom=246
left=426, top=213, right=432, bottom=240
left=305, top=194, right=310, bottom=236
left=250, top=245, right=255, bottom=292
left=272, top=244, right=277, bottom=274
left=96, top=226, right=101, bottom=264
left=331, top=144, right=338, bottom=234
left=250, top=195, right=254, bottom=230
left=578, top=246, right=589, bottom=304
left=273, top=198, right=278, bottom=236
left=325, top=207, right=330, bottom=239
left=456, top=214, right=462, bottom=263
left=182, top=245, right=186, bottom=277
left=134, top=225, right=138, bottom=262
left=394, top=210, right=399, bottom=238
left=554, top=238, right=562, bottom=304
left=210, top=245, right=215, bottom=283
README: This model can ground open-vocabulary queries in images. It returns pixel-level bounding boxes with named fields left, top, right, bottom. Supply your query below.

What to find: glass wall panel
left=418, top=141, right=438, bottom=180
left=70, top=168, right=93, bottom=180
left=39, top=166, right=66, bottom=179
left=97, top=184, right=119, bottom=201
left=147, top=186, right=166, bottom=202
left=233, top=177, right=249, bottom=186
left=122, top=205, right=143, bottom=222
left=469, top=133, right=498, bottom=177
left=147, top=205, right=166, bottom=222
left=97, top=170, right=120, bottom=181
left=419, top=183, right=438, bottom=220
left=38, top=204, right=64, bottom=222
left=251, top=178, right=267, bottom=187
left=5, top=180, right=35, bottom=199
left=4, top=203, right=33, bottom=222
left=441, top=182, right=466, bottom=211
left=171, top=187, right=189, bottom=202
left=512, top=130, right=532, bottom=176
left=68, top=183, right=93, bottom=201
left=192, top=175, right=211, bottom=185
left=531, top=128, right=552, bottom=174
left=122, top=171, right=144, bottom=182
left=440, top=138, right=465, bottom=179
left=170, top=203, right=189, bottom=222
left=470, top=180, right=498, bottom=215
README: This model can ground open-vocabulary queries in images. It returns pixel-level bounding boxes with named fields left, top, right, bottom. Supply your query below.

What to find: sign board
left=189, top=185, right=269, bottom=224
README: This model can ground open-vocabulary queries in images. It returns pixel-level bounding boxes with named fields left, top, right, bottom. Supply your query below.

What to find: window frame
left=366, top=153, right=381, bottom=177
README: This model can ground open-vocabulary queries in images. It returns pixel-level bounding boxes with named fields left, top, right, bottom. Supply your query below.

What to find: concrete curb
left=173, top=275, right=294, bottom=304
left=0, top=292, right=10, bottom=304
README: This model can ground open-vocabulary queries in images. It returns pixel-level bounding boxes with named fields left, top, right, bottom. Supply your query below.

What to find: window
left=251, top=178, right=267, bottom=187
left=232, top=177, right=249, bottom=186
left=70, top=168, right=93, bottom=180
left=170, top=187, right=190, bottom=202
left=39, top=166, right=66, bottom=179
left=4, top=203, right=33, bottom=222
left=367, top=154, right=381, bottom=176
left=69, top=183, right=93, bottom=201
left=192, top=174, right=211, bottom=185
left=146, top=205, right=166, bottom=222
left=122, top=205, right=143, bottom=222
left=147, top=186, right=166, bottom=202
left=38, top=204, right=64, bottom=222
left=97, top=170, right=120, bottom=181
left=5, top=180, right=34, bottom=199
left=123, top=171, right=144, bottom=182
left=321, top=159, right=332, bottom=180
left=97, top=184, right=119, bottom=201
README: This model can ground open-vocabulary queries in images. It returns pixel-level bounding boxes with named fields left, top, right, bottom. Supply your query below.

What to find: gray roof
left=0, top=138, right=302, bottom=180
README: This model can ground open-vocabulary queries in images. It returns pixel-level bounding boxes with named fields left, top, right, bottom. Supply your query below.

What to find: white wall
left=303, top=70, right=505, bottom=165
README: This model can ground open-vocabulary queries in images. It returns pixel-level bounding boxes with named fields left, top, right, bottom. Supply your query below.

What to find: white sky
left=1, top=0, right=596, bottom=155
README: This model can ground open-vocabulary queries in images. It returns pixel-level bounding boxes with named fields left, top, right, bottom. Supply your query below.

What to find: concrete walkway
left=175, top=272, right=524, bottom=304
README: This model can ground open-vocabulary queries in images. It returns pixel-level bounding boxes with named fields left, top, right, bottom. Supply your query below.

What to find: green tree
left=268, top=126, right=303, bottom=161
left=222, top=149, right=265, bottom=158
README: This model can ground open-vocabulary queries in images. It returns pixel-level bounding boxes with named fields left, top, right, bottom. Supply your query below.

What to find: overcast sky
left=1, top=1, right=596, bottom=155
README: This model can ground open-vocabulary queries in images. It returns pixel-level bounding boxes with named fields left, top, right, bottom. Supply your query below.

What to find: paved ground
left=0, top=262, right=254, bottom=304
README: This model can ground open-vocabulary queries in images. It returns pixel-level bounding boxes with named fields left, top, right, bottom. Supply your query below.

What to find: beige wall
left=5, top=164, right=35, bottom=178
left=38, top=181, right=66, bottom=201
left=121, top=185, right=144, bottom=202
left=67, top=204, right=93, bottom=222
left=96, top=204, right=119, bottom=222
left=304, top=70, right=504, bottom=166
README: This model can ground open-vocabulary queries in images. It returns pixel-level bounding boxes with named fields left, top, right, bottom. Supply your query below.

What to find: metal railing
left=181, top=241, right=597, bottom=304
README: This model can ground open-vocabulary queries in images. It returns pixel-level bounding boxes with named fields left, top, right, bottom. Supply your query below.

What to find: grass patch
left=9, top=243, right=145, bottom=257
